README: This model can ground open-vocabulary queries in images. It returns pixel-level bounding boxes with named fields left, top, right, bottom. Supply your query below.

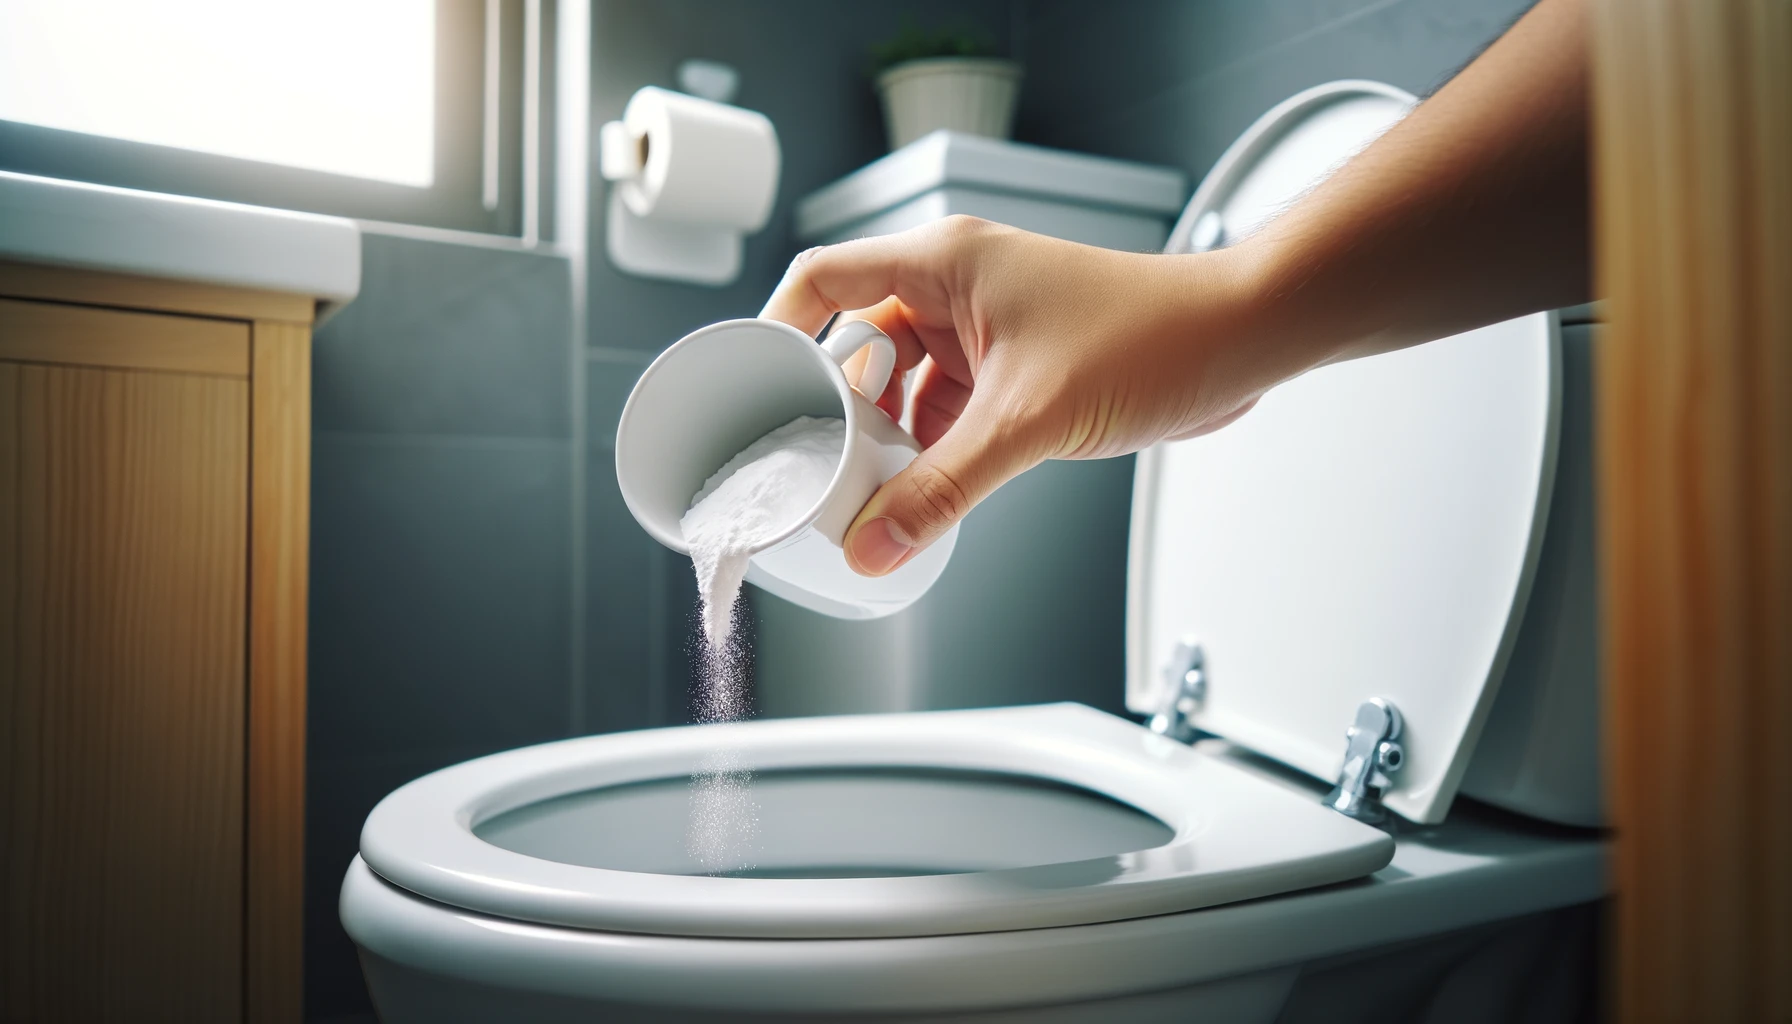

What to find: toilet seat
left=343, top=735, right=1603, bottom=1017
left=360, top=703, right=1391, bottom=939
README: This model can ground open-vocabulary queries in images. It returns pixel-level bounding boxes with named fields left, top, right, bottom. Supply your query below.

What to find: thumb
left=842, top=401, right=1041, bottom=577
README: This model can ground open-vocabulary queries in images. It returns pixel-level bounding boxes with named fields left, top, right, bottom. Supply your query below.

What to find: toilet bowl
left=342, top=81, right=1608, bottom=1022
left=342, top=706, right=1601, bottom=1022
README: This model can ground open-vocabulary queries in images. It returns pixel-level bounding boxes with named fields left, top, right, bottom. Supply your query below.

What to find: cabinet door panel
left=2, top=362, right=248, bottom=1021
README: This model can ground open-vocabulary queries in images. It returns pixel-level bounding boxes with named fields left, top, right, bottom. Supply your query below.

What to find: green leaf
left=868, top=15, right=1002, bottom=76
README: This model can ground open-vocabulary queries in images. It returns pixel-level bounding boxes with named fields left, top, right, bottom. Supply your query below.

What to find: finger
left=839, top=343, right=870, bottom=390
left=835, top=296, right=930, bottom=373
left=760, top=226, right=953, bottom=338
left=909, top=357, right=972, bottom=447
left=830, top=296, right=963, bottom=421
left=838, top=343, right=907, bottom=419
left=842, top=394, right=1043, bottom=577
left=876, top=367, right=908, bottom=421
left=838, top=298, right=977, bottom=397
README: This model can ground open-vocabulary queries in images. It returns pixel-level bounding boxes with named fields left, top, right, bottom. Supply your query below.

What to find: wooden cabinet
left=0, top=262, right=310, bottom=1022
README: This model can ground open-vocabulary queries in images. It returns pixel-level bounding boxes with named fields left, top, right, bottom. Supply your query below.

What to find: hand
left=760, top=216, right=1294, bottom=578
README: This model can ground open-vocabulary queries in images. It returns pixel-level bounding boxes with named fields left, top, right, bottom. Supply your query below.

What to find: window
left=0, top=0, right=542, bottom=236
left=0, top=2, right=435, bottom=186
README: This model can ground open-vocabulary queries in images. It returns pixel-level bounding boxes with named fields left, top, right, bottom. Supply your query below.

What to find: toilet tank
left=1455, top=315, right=1603, bottom=827
left=793, top=130, right=1187, bottom=249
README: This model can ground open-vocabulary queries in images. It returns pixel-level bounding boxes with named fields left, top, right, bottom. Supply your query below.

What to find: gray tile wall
left=305, top=229, right=576, bottom=1019
left=1017, top=0, right=1536, bottom=174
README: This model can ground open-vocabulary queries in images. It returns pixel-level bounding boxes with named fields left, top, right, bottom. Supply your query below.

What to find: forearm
left=1229, top=0, right=1590, bottom=374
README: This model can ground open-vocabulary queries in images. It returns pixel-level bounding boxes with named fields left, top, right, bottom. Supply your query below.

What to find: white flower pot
left=875, top=57, right=1023, bottom=151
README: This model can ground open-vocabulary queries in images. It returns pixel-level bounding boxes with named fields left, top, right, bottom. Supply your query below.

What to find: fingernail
left=848, top=517, right=913, bottom=576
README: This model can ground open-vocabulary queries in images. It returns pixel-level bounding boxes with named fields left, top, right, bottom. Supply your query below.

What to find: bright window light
left=0, top=0, right=435, bottom=187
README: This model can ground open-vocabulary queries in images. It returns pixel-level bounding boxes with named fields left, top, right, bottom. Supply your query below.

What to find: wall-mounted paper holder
left=599, top=73, right=780, bottom=287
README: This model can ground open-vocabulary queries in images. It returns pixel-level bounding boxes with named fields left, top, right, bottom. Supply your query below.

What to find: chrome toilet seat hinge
left=1324, top=698, right=1405, bottom=825
left=1147, top=639, right=1206, bottom=744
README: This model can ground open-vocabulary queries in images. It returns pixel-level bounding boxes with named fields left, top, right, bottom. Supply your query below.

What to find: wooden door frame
left=1592, top=1, right=1791, bottom=1019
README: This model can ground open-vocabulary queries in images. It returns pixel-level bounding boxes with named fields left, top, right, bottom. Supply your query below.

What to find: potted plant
left=870, top=21, right=1022, bottom=152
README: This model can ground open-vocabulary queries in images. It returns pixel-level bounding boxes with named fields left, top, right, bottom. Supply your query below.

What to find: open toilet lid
left=1127, top=81, right=1561, bottom=825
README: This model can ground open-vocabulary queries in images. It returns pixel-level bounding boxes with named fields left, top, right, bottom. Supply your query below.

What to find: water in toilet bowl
left=475, top=767, right=1173, bottom=878
left=677, top=415, right=847, bottom=870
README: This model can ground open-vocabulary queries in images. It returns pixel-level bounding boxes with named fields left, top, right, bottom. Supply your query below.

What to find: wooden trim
left=0, top=260, right=315, bottom=324
left=245, top=321, right=309, bottom=1024
left=1593, top=0, right=1792, bottom=1019
left=0, top=297, right=251, bottom=377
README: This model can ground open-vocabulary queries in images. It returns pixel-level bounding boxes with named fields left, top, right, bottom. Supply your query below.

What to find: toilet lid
left=1126, top=81, right=1561, bottom=824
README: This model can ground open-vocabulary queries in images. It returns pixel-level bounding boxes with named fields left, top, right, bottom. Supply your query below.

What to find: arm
left=761, top=0, right=1589, bottom=578
left=1246, top=0, right=1589, bottom=367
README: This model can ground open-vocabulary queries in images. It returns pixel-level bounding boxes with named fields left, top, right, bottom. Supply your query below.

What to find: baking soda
left=681, top=416, right=847, bottom=654
left=678, top=415, right=846, bottom=871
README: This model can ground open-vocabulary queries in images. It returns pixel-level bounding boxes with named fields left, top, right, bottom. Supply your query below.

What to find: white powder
left=685, top=747, right=757, bottom=871
left=678, top=414, right=845, bottom=872
left=680, top=415, right=846, bottom=654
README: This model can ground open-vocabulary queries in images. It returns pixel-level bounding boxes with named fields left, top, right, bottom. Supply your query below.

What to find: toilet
left=341, top=81, right=1607, bottom=1022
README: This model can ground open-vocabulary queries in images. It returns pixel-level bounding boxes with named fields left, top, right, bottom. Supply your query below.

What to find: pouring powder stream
left=678, top=415, right=846, bottom=871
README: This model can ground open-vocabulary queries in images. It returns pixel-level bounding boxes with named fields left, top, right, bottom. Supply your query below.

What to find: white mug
left=614, top=317, right=958, bottom=620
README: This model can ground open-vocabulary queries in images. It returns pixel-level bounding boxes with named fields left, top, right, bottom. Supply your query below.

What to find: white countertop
left=0, top=170, right=361, bottom=322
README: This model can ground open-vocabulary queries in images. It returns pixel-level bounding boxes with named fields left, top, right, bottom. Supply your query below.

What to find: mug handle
left=821, top=319, right=897, bottom=401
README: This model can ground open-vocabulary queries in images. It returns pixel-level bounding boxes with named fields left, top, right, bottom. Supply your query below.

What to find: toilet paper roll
left=619, top=86, right=780, bottom=232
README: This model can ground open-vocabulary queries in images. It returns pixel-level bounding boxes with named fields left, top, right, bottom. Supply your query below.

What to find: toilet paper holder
left=599, top=80, right=781, bottom=287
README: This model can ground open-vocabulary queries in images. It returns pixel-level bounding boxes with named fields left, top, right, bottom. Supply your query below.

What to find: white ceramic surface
left=356, top=704, right=1393, bottom=939
left=341, top=730, right=1603, bottom=1017
left=615, top=317, right=957, bottom=619
left=1128, top=81, right=1561, bottom=825
left=795, top=130, right=1185, bottom=244
left=0, top=169, right=360, bottom=320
